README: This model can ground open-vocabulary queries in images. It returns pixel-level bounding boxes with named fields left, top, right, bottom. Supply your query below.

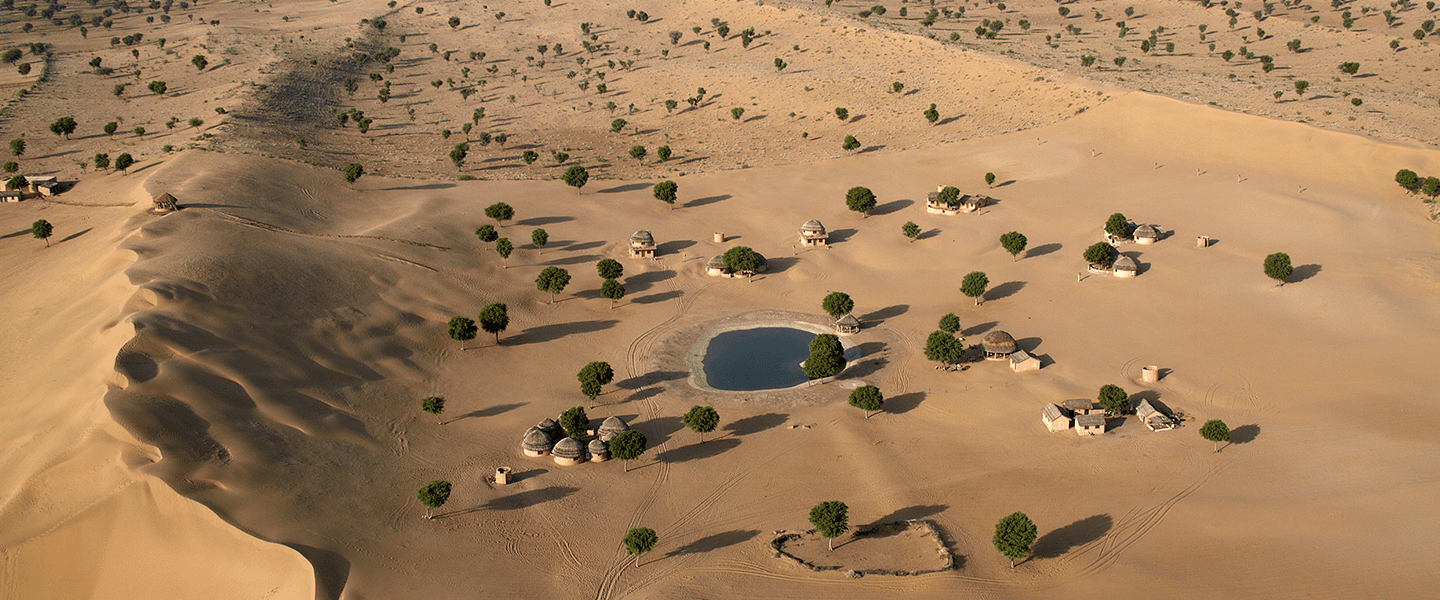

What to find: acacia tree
left=479, top=302, right=509, bottom=344
left=924, top=103, right=940, bottom=124
left=1097, top=384, right=1129, bottom=415
left=421, top=396, right=445, bottom=424
left=608, top=430, right=648, bottom=472
left=343, top=163, right=364, bottom=184
left=985, top=172, right=997, bottom=187
left=531, top=228, right=549, bottom=251
left=808, top=501, right=849, bottom=551
left=114, top=153, right=133, bottom=174
left=1000, top=231, right=1028, bottom=261
left=448, top=316, right=477, bottom=349
left=9, top=138, right=24, bottom=156
left=1264, top=252, right=1293, bottom=286
left=653, top=179, right=678, bottom=209
left=961, top=271, right=989, bottom=305
left=938, top=313, right=961, bottom=334
left=416, top=480, right=452, bottom=519
left=937, top=185, right=960, bottom=208
left=1104, top=213, right=1130, bottom=238
left=535, top=266, right=571, bottom=303
left=682, top=405, right=720, bottom=442
left=32, top=219, right=52, bottom=247
left=1200, top=419, right=1231, bottom=452
left=845, top=186, right=876, bottom=217
left=848, top=385, right=884, bottom=418
left=1395, top=169, right=1420, bottom=193
left=722, top=246, right=761, bottom=280
left=842, top=134, right=861, bottom=152
left=925, top=330, right=964, bottom=363
left=1084, top=242, right=1116, bottom=268
left=562, top=165, right=589, bottom=193
left=623, top=527, right=658, bottom=567
left=485, top=202, right=514, bottom=225
left=560, top=406, right=588, bottom=439
left=475, top=224, right=498, bottom=243
left=49, top=116, right=77, bottom=139
left=821, top=291, right=854, bottom=319
left=495, top=238, right=514, bottom=268
left=993, top=512, right=1037, bottom=568
left=578, top=360, right=614, bottom=400
left=803, top=333, right=846, bottom=379
left=902, top=221, right=921, bottom=242
left=601, top=278, right=625, bottom=308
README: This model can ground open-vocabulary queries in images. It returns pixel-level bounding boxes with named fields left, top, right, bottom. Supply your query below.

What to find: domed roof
left=707, top=255, right=728, bottom=269
left=588, top=439, right=609, bottom=455
left=1114, top=256, right=1138, bottom=271
left=552, top=436, right=585, bottom=459
left=1134, top=224, right=1158, bottom=239
left=800, top=219, right=826, bottom=233
left=537, top=417, right=561, bottom=434
left=522, top=427, right=554, bottom=452
left=631, top=230, right=654, bottom=243
left=597, top=416, right=630, bottom=441
left=982, top=330, right=1018, bottom=352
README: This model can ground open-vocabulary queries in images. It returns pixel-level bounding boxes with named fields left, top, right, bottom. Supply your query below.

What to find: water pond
left=700, top=327, right=816, bottom=391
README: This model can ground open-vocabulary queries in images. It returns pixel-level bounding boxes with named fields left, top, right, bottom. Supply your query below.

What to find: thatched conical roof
left=522, top=427, right=554, bottom=453
left=597, top=416, right=630, bottom=442
left=588, top=439, right=609, bottom=456
left=982, top=330, right=1018, bottom=354
left=153, top=192, right=177, bottom=205
left=707, top=255, right=728, bottom=270
left=552, top=437, right=585, bottom=459
left=800, top=219, right=826, bottom=233
left=1134, top=224, right=1159, bottom=239
left=537, top=418, right=562, bottom=438
left=1114, top=256, right=1138, bottom=271
left=835, top=314, right=860, bottom=327
left=631, top=230, right=654, bottom=244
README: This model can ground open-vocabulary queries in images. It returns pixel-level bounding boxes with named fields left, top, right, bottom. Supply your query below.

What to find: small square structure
left=0, top=190, right=22, bottom=203
left=25, top=175, right=56, bottom=195
left=1062, top=399, right=1096, bottom=415
left=1009, top=350, right=1041, bottom=372
left=628, top=230, right=656, bottom=259
left=1042, top=403, right=1071, bottom=432
left=799, top=220, right=828, bottom=247
left=1135, top=399, right=1176, bottom=431
left=1075, top=414, right=1106, bottom=436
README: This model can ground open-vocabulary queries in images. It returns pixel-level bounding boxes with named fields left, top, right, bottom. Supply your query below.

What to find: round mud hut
left=706, top=255, right=730, bottom=277
left=1134, top=224, right=1159, bottom=245
left=597, top=416, right=630, bottom=442
left=1114, top=256, right=1138, bottom=278
left=552, top=437, right=586, bottom=466
left=629, top=230, right=656, bottom=259
left=982, top=330, right=1018, bottom=360
left=537, top=418, right=562, bottom=440
left=799, top=219, right=828, bottom=247
left=521, top=427, right=554, bottom=457
left=588, top=439, right=609, bottom=462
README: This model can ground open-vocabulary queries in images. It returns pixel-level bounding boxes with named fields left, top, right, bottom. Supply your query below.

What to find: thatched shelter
left=537, top=418, right=562, bottom=440
left=588, top=439, right=609, bottom=462
left=1076, top=414, right=1106, bottom=436
left=982, top=330, right=1018, bottom=360
left=597, top=416, right=630, bottom=442
left=629, top=230, right=656, bottom=259
left=1134, top=224, right=1160, bottom=245
left=834, top=314, right=860, bottom=335
left=1135, top=399, right=1176, bottom=431
left=1113, top=256, right=1138, bottom=278
left=1042, top=403, right=1071, bottom=432
left=1009, top=350, right=1041, bottom=372
left=1062, top=399, right=1096, bottom=415
left=799, top=220, right=829, bottom=247
left=552, top=437, right=586, bottom=466
left=706, top=255, right=730, bottom=277
left=151, top=192, right=180, bottom=214
left=521, top=427, right=554, bottom=457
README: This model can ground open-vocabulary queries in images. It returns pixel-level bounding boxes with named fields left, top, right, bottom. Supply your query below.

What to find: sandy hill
left=1, top=1, right=1440, bottom=599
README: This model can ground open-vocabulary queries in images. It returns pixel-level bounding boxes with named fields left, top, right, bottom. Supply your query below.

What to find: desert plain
left=2, top=0, right=1440, bottom=599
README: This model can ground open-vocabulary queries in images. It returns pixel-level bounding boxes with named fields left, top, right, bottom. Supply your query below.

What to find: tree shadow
left=859, top=304, right=908, bottom=325
left=685, top=193, right=731, bottom=208
left=615, top=371, right=688, bottom=390
left=382, top=182, right=456, bottom=191
left=867, top=504, right=948, bottom=526
left=935, top=115, right=963, bottom=126
left=631, top=290, right=681, bottom=304
left=870, top=198, right=913, bottom=216
left=563, top=240, right=604, bottom=252
left=886, top=391, right=926, bottom=414
left=993, top=179, right=1017, bottom=188
left=626, top=269, right=675, bottom=292
left=986, top=281, right=1026, bottom=301
left=859, top=145, right=886, bottom=154
left=764, top=256, right=799, bottom=274
left=59, top=227, right=93, bottom=243
left=516, top=215, right=574, bottom=226
left=598, top=182, right=652, bottom=194
left=1291, top=264, right=1321, bottom=283
left=471, top=486, right=580, bottom=512
left=623, top=387, right=665, bottom=403
left=510, top=320, right=618, bottom=345
left=0, top=228, right=31, bottom=240
left=828, top=229, right=857, bottom=244
left=1231, top=424, right=1261, bottom=444
left=546, top=253, right=603, bottom=266
left=638, top=415, right=685, bottom=446
left=666, top=529, right=760, bottom=556
left=917, top=228, right=942, bottom=241
left=447, top=402, right=526, bottom=423
left=655, top=437, right=740, bottom=463
left=743, top=114, right=767, bottom=123
left=1033, top=514, right=1112, bottom=558
left=1026, top=242, right=1061, bottom=258
left=963, top=321, right=997, bottom=337
left=657, top=239, right=695, bottom=255
left=723, top=413, right=788, bottom=436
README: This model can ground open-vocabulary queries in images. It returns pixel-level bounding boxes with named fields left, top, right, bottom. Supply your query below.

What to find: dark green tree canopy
left=495, top=238, right=514, bottom=264
left=803, top=333, right=846, bottom=379
left=937, top=185, right=960, bottom=207
left=722, top=246, right=761, bottom=275
left=993, top=512, right=1037, bottom=567
left=1395, top=169, right=1420, bottom=192
left=1097, top=384, right=1129, bottom=415
left=808, top=501, right=849, bottom=550
left=485, top=202, right=514, bottom=224
left=902, top=221, right=921, bottom=241
left=1084, top=242, right=1117, bottom=267
left=845, top=186, right=876, bottom=216
left=842, top=134, right=861, bottom=151
left=7, top=175, right=27, bottom=191
left=448, top=316, right=477, bottom=348
left=848, top=385, right=884, bottom=418
left=535, top=266, right=571, bottom=302
left=1264, top=252, right=1293, bottom=285
left=822, top=291, right=854, bottom=319
left=985, top=172, right=997, bottom=186
left=49, top=116, right=78, bottom=138
left=682, top=405, right=720, bottom=442
left=563, top=165, right=589, bottom=191
left=623, top=527, right=658, bottom=566
left=608, top=429, right=648, bottom=471
left=531, top=228, right=549, bottom=248
left=1200, top=419, right=1231, bottom=452
left=421, top=395, right=445, bottom=416
left=114, top=153, right=133, bottom=173
left=560, top=406, right=589, bottom=439
left=960, top=271, right=989, bottom=304
left=342, top=163, right=364, bottom=183
left=1422, top=176, right=1440, bottom=199
left=596, top=258, right=624, bottom=280
left=416, top=480, right=452, bottom=518
left=1000, top=231, right=1028, bottom=260
left=31, top=219, right=52, bottom=245
left=938, top=313, right=961, bottom=334
left=1104, top=212, right=1130, bottom=238
left=653, top=179, right=678, bottom=207
left=578, top=361, right=614, bottom=400
left=475, top=224, right=498, bottom=242
left=600, top=278, right=625, bottom=307
left=479, top=302, right=509, bottom=342
left=924, top=330, right=965, bottom=363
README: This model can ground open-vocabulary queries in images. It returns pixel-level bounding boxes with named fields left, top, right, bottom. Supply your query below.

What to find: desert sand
left=2, top=1, right=1440, bottom=599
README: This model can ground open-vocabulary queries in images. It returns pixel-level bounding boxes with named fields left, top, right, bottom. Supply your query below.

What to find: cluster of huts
left=981, top=330, right=1041, bottom=372
left=1041, top=398, right=1176, bottom=436
left=925, top=186, right=990, bottom=215
left=1094, top=222, right=1162, bottom=279
left=0, top=176, right=61, bottom=202
left=520, top=415, right=631, bottom=466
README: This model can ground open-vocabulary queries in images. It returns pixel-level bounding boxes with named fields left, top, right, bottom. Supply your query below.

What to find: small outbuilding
left=926, top=188, right=959, bottom=215
left=1076, top=413, right=1107, bottom=436
left=25, top=175, right=56, bottom=195
left=552, top=437, right=586, bottom=466
left=705, top=253, right=768, bottom=278
left=799, top=220, right=828, bottom=247
left=0, top=190, right=21, bottom=203
left=1063, top=399, right=1096, bottom=415
left=982, top=330, right=1018, bottom=360
left=1009, top=350, right=1041, bottom=372
left=588, top=439, right=609, bottom=462
left=629, top=230, right=656, bottom=259
left=1134, top=224, right=1160, bottom=245
left=597, top=416, right=630, bottom=442
left=1135, top=399, right=1176, bottom=431
left=834, top=314, right=860, bottom=335
left=1042, top=403, right=1071, bottom=432
left=151, top=192, right=180, bottom=214
left=959, top=195, right=990, bottom=213
left=1113, top=256, right=1138, bottom=278
left=521, top=427, right=554, bottom=457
